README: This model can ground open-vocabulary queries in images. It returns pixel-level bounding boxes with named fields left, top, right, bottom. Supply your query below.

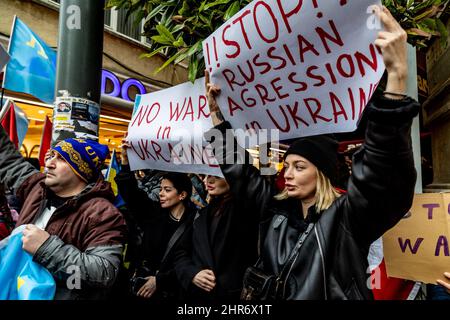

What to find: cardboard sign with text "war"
left=383, top=193, right=450, bottom=284
left=127, top=77, right=223, bottom=177
left=203, top=0, right=385, bottom=141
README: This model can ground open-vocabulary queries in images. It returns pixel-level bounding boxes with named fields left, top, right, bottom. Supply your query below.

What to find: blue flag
left=0, top=225, right=56, bottom=300
left=3, top=17, right=57, bottom=104
left=105, top=149, right=126, bottom=208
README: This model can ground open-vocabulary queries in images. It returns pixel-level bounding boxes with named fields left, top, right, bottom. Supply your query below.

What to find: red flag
left=369, top=238, right=420, bottom=300
left=371, top=259, right=418, bottom=300
left=38, top=116, right=53, bottom=167
left=0, top=101, right=19, bottom=148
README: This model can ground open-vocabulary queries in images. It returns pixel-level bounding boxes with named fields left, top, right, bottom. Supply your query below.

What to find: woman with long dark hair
left=174, top=169, right=261, bottom=301
left=115, top=142, right=195, bottom=300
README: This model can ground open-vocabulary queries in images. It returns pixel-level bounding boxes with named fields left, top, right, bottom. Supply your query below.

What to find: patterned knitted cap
left=53, top=138, right=109, bottom=182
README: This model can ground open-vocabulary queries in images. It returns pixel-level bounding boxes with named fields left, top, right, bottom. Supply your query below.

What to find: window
left=40, top=1, right=145, bottom=45
left=116, top=8, right=142, bottom=41
left=104, top=8, right=111, bottom=27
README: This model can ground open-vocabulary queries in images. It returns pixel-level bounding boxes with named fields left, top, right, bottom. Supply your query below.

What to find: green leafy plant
left=384, top=0, right=449, bottom=48
left=107, top=0, right=449, bottom=82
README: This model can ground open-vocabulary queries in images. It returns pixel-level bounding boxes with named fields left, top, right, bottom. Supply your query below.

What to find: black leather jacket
left=209, top=96, right=419, bottom=300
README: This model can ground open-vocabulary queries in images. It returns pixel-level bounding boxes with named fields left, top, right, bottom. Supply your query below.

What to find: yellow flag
left=17, top=276, right=25, bottom=291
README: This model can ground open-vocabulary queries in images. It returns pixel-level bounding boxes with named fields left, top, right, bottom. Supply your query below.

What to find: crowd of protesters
left=0, top=5, right=449, bottom=301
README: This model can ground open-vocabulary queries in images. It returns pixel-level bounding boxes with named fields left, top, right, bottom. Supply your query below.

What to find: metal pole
left=0, top=87, right=4, bottom=112
left=52, top=0, right=105, bottom=145
left=406, top=44, right=422, bottom=194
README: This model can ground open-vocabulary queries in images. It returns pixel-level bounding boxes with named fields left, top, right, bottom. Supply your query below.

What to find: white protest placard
left=127, top=77, right=223, bottom=177
left=0, top=44, right=9, bottom=71
left=203, top=0, right=385, bottom=141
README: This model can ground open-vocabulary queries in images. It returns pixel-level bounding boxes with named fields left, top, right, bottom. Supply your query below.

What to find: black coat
left=174, top=188, right=263, bottom=301
left=115, top=166, right=195, bottom=300
left=211, top=96, right=419, bottom=300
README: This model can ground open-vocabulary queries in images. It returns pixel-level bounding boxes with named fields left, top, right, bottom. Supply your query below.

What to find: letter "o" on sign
left=146, top=103, right=161, bottom=124
left=121, top=79, right=147, bottom=101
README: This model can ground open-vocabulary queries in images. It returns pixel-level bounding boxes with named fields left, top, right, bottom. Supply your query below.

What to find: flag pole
left=1, top=16, right=17, bottom=115
left=1, top=15, right=17, bottom=110
left=0, top=87, right=4, bottom=112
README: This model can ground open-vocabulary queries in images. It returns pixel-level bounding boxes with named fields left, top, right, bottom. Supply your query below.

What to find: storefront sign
left=101, top=69, right=146, bottom=102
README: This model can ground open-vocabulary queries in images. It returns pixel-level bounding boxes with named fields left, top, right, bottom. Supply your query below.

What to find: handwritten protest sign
left=383, top=193, right=450, bottom=284
left=127, top=77, right=223, bottom=177
left=203, top=0, right=385, bottom=141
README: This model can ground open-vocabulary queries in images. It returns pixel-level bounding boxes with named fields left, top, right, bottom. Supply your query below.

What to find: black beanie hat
left=283, top=135, right=339, bottom=183
left=161, top=172, right=193, bottom=200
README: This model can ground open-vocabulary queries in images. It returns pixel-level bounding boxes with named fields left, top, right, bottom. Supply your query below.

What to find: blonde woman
left=204, top=6, right=419, bottom=299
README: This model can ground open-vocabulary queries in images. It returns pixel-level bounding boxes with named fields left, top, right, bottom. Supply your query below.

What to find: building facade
left=0, top=0, right=188, bottom=158
left=423, top=18, right=450, bottom=192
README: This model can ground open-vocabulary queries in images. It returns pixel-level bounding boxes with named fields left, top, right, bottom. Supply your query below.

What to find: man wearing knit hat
left=0, top=128, right=127, bottom=300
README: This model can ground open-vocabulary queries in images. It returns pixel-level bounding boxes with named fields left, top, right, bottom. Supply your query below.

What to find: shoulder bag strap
left=252, top=220, right=314, bottom=271
left=278, top=222, right=314, bottom=279
left=160, top=221, right=188, bottom=265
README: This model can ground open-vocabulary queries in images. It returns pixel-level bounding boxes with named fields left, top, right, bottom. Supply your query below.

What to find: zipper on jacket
left=314, top=225, right=328, bottom=300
